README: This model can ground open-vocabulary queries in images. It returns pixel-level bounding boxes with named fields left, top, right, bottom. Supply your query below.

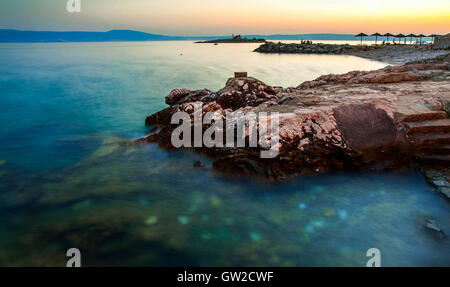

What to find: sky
left=0, top=0, right=449, bottom=36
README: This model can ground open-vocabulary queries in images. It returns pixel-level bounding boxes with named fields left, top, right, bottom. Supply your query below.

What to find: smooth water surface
left=0, top=41, right=448, bottom=266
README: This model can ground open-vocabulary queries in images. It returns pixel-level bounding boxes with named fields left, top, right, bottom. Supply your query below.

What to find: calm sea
left=0, top=41, right=448, bottom=266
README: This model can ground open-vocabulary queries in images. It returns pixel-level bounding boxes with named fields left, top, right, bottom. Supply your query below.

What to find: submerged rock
left=424, top=219, right=446, bottom=239
left=178, top=215, right=190, bottom=225
left=145, top=216, right=158, bottom=225
left=193, top=161, right=205, bottom=168
left=421, top=167, right=450, bottom=199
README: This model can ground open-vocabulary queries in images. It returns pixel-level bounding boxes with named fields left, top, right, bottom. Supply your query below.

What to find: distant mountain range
left=0, top=29, right=412, bottom=43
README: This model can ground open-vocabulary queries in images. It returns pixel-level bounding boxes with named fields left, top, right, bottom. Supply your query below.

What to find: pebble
left=178, top=215, right=190, bottom=225
left=145, top=216, right=158, bottom=225
left=250, top=232, right=261, bottom=241
left=337, top=209, right=348, bottom=220
left=211, top=196, right=221, bottom=207
left=193, top=161, right=205, bottom=168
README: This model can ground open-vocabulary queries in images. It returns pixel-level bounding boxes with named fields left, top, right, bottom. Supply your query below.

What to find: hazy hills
left=0, top=29, right=380, bottom=43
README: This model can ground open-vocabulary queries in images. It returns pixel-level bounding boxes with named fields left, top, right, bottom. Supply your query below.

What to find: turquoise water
left=0, top=42, right=448, bottom=266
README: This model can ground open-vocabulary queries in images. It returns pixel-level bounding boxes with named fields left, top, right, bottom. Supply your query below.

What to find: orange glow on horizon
left=0, top=0, right=448, bottom=35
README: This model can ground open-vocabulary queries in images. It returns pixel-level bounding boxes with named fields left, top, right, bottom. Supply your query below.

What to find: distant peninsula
left=195, top=35, right=266, bottom=44
left=0, top=29, right=377, bottom=43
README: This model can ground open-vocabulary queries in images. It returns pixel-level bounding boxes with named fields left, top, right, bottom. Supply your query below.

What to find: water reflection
left=0, top=140, right=448, bottom=266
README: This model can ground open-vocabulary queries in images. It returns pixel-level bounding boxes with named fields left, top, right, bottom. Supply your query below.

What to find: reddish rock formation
left=297, top=63, right=448, bottom=89
left=137, top=60, right=450, bottom=181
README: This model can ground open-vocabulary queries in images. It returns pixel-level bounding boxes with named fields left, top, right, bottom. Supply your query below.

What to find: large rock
left=138, top=60, right=450, bottom=180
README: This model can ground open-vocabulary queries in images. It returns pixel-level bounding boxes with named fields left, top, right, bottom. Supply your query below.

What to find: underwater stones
left=210, top=196, right=221, bottom=207
left=440, top=187, right=450, bottom=198
left=0, top=160, right=6, bottom=167
left=337, top=209, right=348, bottom=220
left=178, top=215, right=190, bottom=225
left=249, top=232, right=262, bottom=241
left=304, top=225, right=314, bottom=233
left=193, top=161, right=204, bottom=168
left=145, top=216, right=158, bottom=225
left=424, top=219, right=446, bottom=239
left=323, top=208, right=335, bottom=217
left=421, top=167, right=450, bottom=199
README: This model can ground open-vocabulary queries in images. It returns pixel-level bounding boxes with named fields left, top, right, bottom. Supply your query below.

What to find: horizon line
left=0, top=28, right=444, bottom=37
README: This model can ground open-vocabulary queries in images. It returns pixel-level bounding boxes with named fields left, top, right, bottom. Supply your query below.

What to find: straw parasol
left=355, top=32, right=368, bottom=45
left=428, top=34, right=439, bottom=44
left=417, top=34, right=426, bottom=45
left=406, top=34, right=417, bottom=44
left=371, top=33, right=382, bottom=45
left=383, top=33, right=394, bottom=42
left=395, top=34, right=406, bottom=44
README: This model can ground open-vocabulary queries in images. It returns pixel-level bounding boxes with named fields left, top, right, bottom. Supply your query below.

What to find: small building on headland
left=433, top=33, right=450, bottom=49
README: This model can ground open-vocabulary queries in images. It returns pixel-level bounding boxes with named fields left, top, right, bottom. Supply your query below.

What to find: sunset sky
left=0, top=0, right=449, bottom=35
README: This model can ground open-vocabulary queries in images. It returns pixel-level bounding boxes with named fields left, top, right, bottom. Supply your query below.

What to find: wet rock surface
left=138, top=56, right=450, bottom=181
left=424, top=219, right=447, bottom=240
left=422, top=167, right=450, bottom=199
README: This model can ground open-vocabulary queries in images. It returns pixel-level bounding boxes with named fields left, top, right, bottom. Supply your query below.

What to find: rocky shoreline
left=136, top=54, right=449, bottom=198
left=196, top=35, right=265, bottom=44
left=254, top=42, right=448, bottom=65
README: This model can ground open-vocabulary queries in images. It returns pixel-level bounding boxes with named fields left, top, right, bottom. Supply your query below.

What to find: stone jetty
left=254, top=42, right=449, bottom=64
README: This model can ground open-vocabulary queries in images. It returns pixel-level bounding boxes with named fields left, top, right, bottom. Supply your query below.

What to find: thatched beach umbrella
left=406, top=34, right=417, bottom=44
left=383, top=33, right=394, bottom=42
left=355, top=32, right=368, bottom=45
left=428, top=34, right=439, bottom=44
left=395, top=34, right=406, bottom=44
left=371, top=33, right=382, bottom=45
left=418, top=34, right=426, bottom=45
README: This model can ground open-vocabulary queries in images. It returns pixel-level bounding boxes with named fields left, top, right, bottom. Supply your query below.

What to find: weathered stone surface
left=421, top=166, right=450, bottom=199
left=297, top=63, right=449, bottom=89
left=137, top=58, right=450, bottom=180
left=165, top=88, right=211, bottom=105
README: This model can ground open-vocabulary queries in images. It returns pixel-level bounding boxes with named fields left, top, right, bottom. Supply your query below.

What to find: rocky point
left=135, top=55, right=450, bottom=195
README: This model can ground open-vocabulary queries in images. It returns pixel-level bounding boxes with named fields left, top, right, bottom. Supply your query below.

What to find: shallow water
left=0, top=41, right=448, bottom=266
